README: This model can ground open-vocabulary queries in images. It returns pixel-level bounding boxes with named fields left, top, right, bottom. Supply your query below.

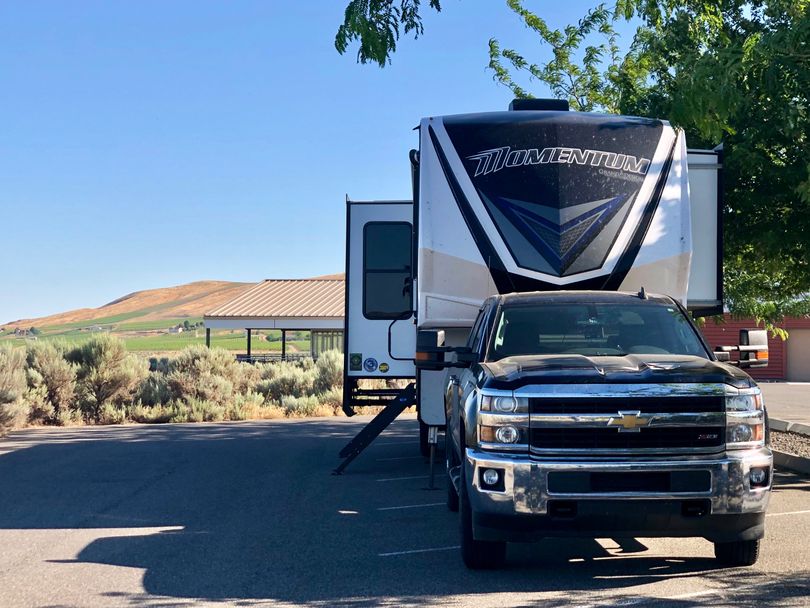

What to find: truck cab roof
left=489, top=290, right=676, bottom=308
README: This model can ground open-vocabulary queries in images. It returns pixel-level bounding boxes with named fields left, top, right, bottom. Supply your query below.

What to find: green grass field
left=40, top=310, right=151, bottom=331
left=0, top=321, right=312, bottom=354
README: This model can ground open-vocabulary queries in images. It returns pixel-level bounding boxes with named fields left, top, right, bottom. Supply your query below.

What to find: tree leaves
left=489, top=2, right=623, bottom=112
left=335, top=0, right=442, bottom=66
left=488, top=0, right=810, bottom=330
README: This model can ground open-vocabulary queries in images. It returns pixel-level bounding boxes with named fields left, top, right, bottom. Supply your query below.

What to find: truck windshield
left=487, top=302, right=708, bottom=360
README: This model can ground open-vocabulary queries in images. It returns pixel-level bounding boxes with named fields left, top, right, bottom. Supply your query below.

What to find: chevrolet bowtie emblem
left=607, top=411, right=652, bottom=432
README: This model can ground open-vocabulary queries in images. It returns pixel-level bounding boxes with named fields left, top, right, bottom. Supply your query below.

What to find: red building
left=699, top=315, right=810, bottom=382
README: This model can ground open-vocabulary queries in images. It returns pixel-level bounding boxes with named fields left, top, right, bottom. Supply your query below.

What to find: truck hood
left=479, top=354, right=753, bottom=389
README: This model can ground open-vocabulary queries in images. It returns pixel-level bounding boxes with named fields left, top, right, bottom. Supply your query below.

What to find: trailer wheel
left=419, top=420, right=430, bottom=457
left=714, top=539, right=760, bottom=566
left=446, top=431, right=459, bottom=512
left=459, top=453, right=506, bottom=569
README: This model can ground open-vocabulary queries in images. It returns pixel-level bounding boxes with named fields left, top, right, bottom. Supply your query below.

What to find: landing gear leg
left=427, top=426, right=438, bottom=489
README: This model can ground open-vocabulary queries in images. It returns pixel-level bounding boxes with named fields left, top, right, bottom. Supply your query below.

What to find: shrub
left=232, top=361, right=262, bottom=394
left=137, top=374, right=172, bottom=406
left=169, top=346, right=238, bottom=380
left=255, top=362, right=279, bottom=381
left=24, top=384, right=54, bottom=424
left=226, top=391, right=266, bottom=420
left=25, top=341, right=77, bottom=422
left=258, top=366, right=315, bottom=403
left=148, top=357, right=170, bottom=373
left=314, top=350, right=343, bottom=394
left=55, top=407, right=83, bottom=426
left=98, top=403, right=128, bottom=425
left=0, top=345, right=29, bottom=434
left=281, top=394, right=322, bottom=417
left=129, top=403, right=174, bottom=424
left=67, top=335, right=149, bottom=422
left=169, top=398, right=226, bottom=423
left=166, top=346, right=247, bottom=405
left=297, top=357, right=315, bottom=371
left=317, top=386, right=343, bottom=411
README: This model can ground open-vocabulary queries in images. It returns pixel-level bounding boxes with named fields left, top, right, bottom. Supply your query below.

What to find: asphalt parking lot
left=0, top=415, right=808, bottom=607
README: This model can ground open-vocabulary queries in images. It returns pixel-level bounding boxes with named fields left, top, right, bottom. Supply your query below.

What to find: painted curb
left=773, top=450, right=810, bottom=476
left=770, top=418, right=810, bottom=437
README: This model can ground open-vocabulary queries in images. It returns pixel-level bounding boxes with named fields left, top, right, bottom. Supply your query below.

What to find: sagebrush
left=0, top=338, right=345, bottom=431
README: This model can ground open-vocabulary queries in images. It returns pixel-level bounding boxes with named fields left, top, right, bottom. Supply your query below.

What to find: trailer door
left=345, top=200, right=416, bottom=381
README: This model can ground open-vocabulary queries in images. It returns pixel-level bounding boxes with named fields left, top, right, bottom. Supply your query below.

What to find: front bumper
left=465, top=447, right=772, bottom=543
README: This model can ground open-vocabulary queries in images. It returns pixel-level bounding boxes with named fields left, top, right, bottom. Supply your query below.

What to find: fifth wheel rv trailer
left=336, top=100, right=771, bottom=568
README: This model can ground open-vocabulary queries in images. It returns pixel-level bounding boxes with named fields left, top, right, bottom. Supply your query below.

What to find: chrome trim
left=465, top=447, right=773, bottom=515
left=727, top=410, right=765, bottom=423
left=727, top=441, right=766, bottom=451
left=479, top=412, right=530, bottom=426
left=529, top=411, right=724, bottom=428
left=515, top=383, right=735, bottom=398
left=529, top=445, right=724, bottom=456
left=479, top=388, right=515, bottom=398
left=478, top=441, right=528, bottom=453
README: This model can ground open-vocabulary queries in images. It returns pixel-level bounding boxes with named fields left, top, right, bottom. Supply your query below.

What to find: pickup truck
left=444, top=290, right=772, bottom=569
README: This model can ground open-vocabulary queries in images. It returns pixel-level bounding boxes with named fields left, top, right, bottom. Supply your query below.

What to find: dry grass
left=3, top=281, right=251, bottom=329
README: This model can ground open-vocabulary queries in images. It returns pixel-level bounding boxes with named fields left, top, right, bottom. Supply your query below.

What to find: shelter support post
left=247, top=329, right=252, bottom=358
left=281, top=330, right=287, bottom=361
left=205, top=328, right=211, bottom=348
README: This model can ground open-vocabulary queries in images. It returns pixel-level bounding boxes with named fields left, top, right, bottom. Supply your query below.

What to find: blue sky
left=0, top=1, right=626, bottom=323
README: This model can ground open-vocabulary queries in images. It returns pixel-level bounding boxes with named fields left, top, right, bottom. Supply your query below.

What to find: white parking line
left=377, top=502, right=444, bottom=511
left=767, top=509, right=810, bottom=517
left=376, top=475, right=430, bottom=482
left=379, top=545, right=460, bottom=557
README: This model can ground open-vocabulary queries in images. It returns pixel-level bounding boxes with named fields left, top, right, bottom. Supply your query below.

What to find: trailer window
left=363, top=222, right=412, bottom=319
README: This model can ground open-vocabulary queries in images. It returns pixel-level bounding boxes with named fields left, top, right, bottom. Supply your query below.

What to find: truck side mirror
left=415, top=329, right=446, bottom=370
left=738, top=329, right=769, bottom=368
left=455, top=350, right=478, bottom=366
left=415, top=330, right=475, bottom=370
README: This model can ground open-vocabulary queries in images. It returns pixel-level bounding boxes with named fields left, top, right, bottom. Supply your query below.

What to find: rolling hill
left=0, top=275, right=343, bottom=352
left=2, top=281, right=253, bottom=330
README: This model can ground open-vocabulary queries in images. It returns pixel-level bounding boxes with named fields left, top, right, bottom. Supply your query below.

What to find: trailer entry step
left=334, top=383, right=416, bottom=475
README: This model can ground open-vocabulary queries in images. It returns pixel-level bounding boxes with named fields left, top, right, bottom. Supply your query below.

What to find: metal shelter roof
left=204, top=278, right=344, bottom=330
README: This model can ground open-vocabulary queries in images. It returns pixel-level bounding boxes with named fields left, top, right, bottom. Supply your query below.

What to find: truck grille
left=530, top=427, right=724, bottom=451
left=528, top=396, right=723, bottom=414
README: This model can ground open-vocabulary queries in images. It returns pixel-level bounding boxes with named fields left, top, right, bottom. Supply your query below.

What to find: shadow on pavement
left=1, top=421, right=808, bottom=606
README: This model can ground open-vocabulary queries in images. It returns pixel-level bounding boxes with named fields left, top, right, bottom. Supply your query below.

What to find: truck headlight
left=726, top=390, right=765, bottom=448
left=480, top=395, right=528, bottom=413
left=725, top=393, right=762, bottom=412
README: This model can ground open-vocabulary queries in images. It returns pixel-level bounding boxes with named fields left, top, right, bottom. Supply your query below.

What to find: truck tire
left=446, top=431, right=459, bottom=512
left=459, top=456, right=506, bottom=569
left=419, top=420, right=430, bottom=458
left=714, top=539, right=760, bottom=566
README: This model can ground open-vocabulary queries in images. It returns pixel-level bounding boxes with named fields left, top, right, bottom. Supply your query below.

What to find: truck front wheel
left=459, top=462, right=506, bottom=569
left=714, top=539, right=760, bottom=566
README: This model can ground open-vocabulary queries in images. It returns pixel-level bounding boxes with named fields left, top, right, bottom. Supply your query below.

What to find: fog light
left=482, top=468, right=500, bottom=486
left=495, top=425, right=519, bottom=444
left=731, top=424, right=753, bottom=443
left=750, top=467, right=769, bottom=487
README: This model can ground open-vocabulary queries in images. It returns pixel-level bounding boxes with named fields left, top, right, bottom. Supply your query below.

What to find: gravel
left=771, top=430, right=810, bottom=458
